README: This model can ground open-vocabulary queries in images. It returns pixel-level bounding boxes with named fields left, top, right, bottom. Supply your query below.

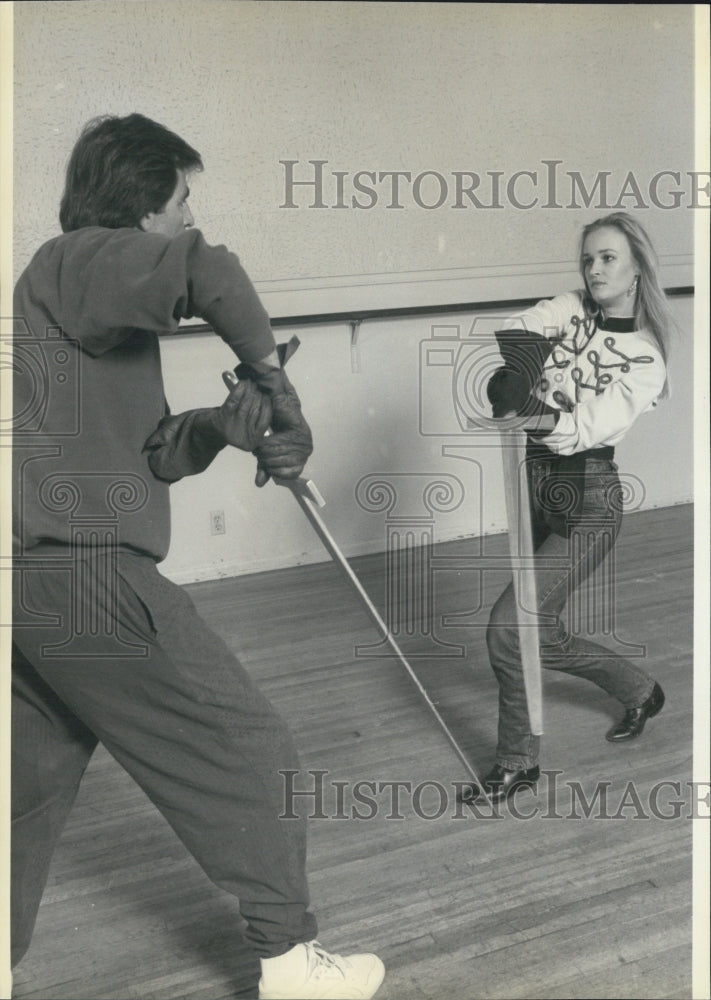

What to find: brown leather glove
left=212, top=378, right=273, bottom=451
left=487, top=328, right=557, bottom=418
left=144, top=380, right=272, bottom=483
left=232, top=336, right=314, bottom=487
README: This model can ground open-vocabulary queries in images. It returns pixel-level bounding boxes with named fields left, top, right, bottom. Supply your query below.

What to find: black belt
left=524, top=440, right=617, bottom=528
left=526, top=438, right=615, bottom=464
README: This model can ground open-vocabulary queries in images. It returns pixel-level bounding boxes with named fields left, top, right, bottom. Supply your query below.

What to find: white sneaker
left=258, top=940, right=385, bottom=999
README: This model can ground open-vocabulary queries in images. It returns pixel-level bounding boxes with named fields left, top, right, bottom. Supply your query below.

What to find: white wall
left=157, top=294, right=695, bottom=583
left=10, top=1, right=700, bottom=583
left=13, top=2, right=696, bottom=299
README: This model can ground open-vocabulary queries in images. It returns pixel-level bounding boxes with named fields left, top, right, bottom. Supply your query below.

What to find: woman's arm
left=498, top=291, right=585, bottom=341
left=535, top=345, right=667, bottom=454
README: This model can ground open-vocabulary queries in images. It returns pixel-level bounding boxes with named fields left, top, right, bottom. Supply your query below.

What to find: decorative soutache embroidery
left=541, top=314, right=655, bottom=403
left=551, top=389, right=575, bottom=412
left=598, top=336, right=655, bottom=374
left=545, top=313, right=596, bottom=372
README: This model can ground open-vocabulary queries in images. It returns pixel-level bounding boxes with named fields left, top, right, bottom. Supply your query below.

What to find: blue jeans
left=486, top=454, right=656, bottom=770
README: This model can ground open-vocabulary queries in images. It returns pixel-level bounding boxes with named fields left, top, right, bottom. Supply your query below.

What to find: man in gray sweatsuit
left=11, top=112, right=384, bottom=1000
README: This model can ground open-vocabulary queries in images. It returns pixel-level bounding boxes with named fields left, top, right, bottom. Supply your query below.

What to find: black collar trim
left=598, top=314, right=637, bottom=333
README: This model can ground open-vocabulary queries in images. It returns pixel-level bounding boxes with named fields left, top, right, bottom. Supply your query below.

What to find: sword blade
left=499, top=430, right=543, bottom=736
left=273, top=476, right=483, bottom=783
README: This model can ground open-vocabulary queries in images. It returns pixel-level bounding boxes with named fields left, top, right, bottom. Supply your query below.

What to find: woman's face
left=582, top=226, right=639, bottom=315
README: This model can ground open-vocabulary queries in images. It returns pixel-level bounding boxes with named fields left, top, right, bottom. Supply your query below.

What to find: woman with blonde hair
left=463, top=211, right=678, bottom=805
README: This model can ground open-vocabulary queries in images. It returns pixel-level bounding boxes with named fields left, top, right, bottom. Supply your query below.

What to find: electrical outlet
left=210, top=510, right=226, bottom=535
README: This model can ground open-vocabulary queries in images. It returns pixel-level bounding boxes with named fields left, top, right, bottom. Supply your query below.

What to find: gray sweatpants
left=11, top=543, right=317, bottom=967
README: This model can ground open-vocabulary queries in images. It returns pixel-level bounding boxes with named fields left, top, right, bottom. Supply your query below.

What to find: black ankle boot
left=605, top=682, right=665, bottom=742
left=458, top=763, right=540, bottom=805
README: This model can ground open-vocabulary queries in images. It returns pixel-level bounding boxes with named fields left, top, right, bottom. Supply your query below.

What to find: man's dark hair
left=59, top=113, right=203, bottom=232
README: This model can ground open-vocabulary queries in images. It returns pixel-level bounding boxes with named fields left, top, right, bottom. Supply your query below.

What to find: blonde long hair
left=578, top=212, right=678, bottom=376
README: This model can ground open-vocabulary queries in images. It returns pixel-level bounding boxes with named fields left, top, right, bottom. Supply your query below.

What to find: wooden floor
left=10, top=504, right=700, bottom=1000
